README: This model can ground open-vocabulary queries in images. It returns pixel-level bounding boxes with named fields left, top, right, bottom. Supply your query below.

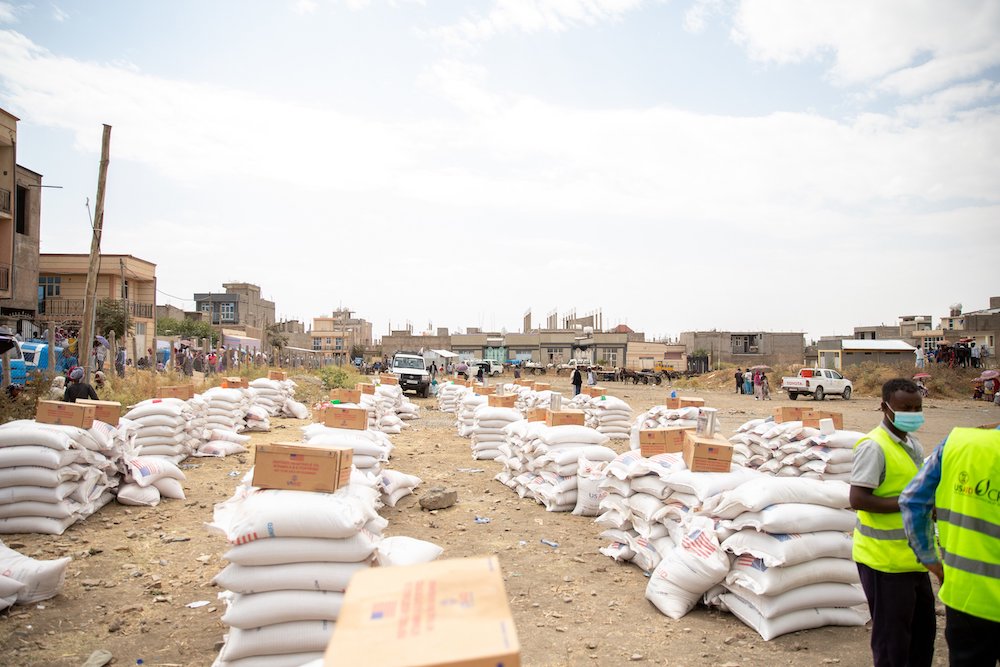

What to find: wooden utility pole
left=79, top=124, right=112, bottom=382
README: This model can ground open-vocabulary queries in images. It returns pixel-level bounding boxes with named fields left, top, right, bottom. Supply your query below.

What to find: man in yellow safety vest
left=850, top=378, right=935, bottom=667
left=900, top=424, right=1000, bottom=666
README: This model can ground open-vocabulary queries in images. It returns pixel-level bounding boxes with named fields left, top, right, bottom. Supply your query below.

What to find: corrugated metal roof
left=842, top=339, right=916, bottom=352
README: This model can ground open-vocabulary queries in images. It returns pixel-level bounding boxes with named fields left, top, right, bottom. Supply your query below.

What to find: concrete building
left=0, top=164, right=42, bottom=336
left=155, top=304, right=205, bottom=323
left=0, top=109, right=17, bottom=312
left=679, top=331, right=805, bottom=367
left=38, top=253, right=156, bottom=357
left=194, top=282, right=275, bottom=340
left=379, top=326, right=452, bottom=359
left=273, top=319, right=312, bottom=350
left=326, top=308, right=373, bottom=348
left=626, top=341, right=687, bottom=371
left=853, top=324, right=902, bottom=340
left=818, top=339, right=917, bottom=370
left=899, top=315, right=933, bottom=340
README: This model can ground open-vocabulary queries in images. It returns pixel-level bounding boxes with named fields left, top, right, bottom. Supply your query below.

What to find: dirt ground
left=1, top=375, right=996, bottom=667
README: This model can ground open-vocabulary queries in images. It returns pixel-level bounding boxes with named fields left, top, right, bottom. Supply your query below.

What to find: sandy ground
left=1, top=375, right=997, bottom=667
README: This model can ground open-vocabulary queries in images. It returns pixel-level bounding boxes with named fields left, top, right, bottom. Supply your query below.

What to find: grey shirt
left=850, top=423, right=924, bottom=490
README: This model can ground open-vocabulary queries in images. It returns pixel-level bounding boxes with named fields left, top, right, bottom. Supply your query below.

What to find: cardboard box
left=35, top=400, right=96, bottom=429
left=330, top=388, right=362, bottom=404
left=220, top=377, right=248, bottom=389
left=546, top=409, right=585, bottom=427
left=679, top=396, right=705, bottom=408
left=322, top=406, right=368, bottom=431
left=639, top=426, right=693, bottom=457
left=473, top=385, right=496, bottom=396
left=156, top=384, right=195, bottom=399
left=532, top=382, right=551, bottom=392
left=683, top=431, right=734, bottom=473
left=324, top=556, right=520, bottom=667
left=268, top=370, right=288, bottom=381
left=378, top=374, right=399, bottom=386
left=801, top=410, right=844, bottom=430
left=74, top=399, right=122, bottom=426
left=515, top=379, right=533, bottom=387
left=527, top=407, right=547, bottom=422
left=774, top=406, right=806, bottom=423
left=587, top=387, right=608, bottom=397
left=253, top=442, right=352, bottom=493
left=356, top=382, right=375, bottom=395
left=665, top=396, right=681, bottom=410
left=488, top=394, right=517, bottom=408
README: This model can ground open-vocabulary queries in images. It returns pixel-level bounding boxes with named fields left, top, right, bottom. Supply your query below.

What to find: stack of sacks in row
left=729, top=419, right=864, bottom=481
left=568, top=394, right=633, bottom=440
left=301, top=423, right=393, bottom=477
left=0, top=539, right=72, bottom=610
left=0, top=419, right=123, bottom=535
left=209, top=471, right=442, bottom=667
left=468, top=406, right=522, bottom=461
left=379, top=469, right=422, bottom=508
left=396, top=398, right=420, bottom=422
left=124, top=398, right=204, bottom=462
left=116, top=455, right=188, bottom=507
left=248, top=378, right=310, bottom=420
left=456, top=392, right=488, bottom=438
left=628, top=406, right=701, bottom=451
left=436, top=382, right=468, bottom=413
left=703, top=476, right=867, bottom=640
left=494, top=423, right=616, bottom=512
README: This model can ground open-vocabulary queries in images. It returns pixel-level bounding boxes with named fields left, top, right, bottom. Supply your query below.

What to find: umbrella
left=749, top=365, right=772, bottom=372
left=95, top=335, right=110, bottom=349
left=913, top=373, right=931, bottom=380
left=980, top=370, right=1000, bottom=380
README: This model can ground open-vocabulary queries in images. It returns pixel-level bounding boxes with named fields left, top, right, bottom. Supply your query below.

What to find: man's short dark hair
left=882, top=378, right=919, bottom=403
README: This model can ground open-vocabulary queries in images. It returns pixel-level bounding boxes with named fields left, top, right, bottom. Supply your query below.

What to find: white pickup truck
left=782, top=368, right=853, bottom=401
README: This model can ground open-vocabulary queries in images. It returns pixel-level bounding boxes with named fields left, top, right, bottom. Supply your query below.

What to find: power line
left=156, top=288, right=195, bottom=303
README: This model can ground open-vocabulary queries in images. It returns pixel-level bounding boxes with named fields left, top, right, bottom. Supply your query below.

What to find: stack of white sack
left=571, top=394, right=633, bottom=440
left=456, top=392, right=488, bottom=438
left=192, top=430, right=251, bottom=459
left=728, top=418, right=864, bottom=481
left=0, top=419, right=122, bottom=534
left=379, top=469, right=422, bottom=507
left=301, top=423, right=393, bottom=477
left=519, top=388, right=555, bottom=414
left=248, top=377, right=308, bottom=419
left=469, top=406, right=521, bottom=461
left=704, top=476, right=867, bottom=640
left=494, top=423, right=616, bottom=512
left=123, top=398, right=203, bottom=462
left=209, top=472, right=442, bottom=667
left=0, top=539, right=71, bottom=609
left=436, top=382, right=467, bottom=413
left=373, top=383, right=403, bottom=422
left=628, top=406, right=702, bottom=451
left=115, top=455, right=188, bottom=507
left=396, top=399, right=420, bottom=421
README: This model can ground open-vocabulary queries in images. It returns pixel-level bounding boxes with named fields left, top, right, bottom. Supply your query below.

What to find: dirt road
left=2, top=377, right=995, bottom=666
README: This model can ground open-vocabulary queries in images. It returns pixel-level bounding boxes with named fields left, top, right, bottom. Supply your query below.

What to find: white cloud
left=434, top=0, right=649, bottom=46
left=51, top=5, right=68, bottom=22
left=0, top=2, right=18, bottom=23
left=292, top=0, right=319, bottom=15
left=730, top=0, right=1000, bottom=96
left=683, top=0, right=726, bottom=34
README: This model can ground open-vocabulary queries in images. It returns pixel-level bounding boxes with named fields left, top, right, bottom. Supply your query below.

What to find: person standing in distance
left=63, top=367, right=98, bottom=403
left=571, top=366, right=583, bottom=396
left=850, top=378, right=935, bottom=667
left=900, top=424, right=1000, bottom=667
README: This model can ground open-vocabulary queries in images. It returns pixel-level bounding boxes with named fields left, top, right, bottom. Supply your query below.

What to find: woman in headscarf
left=49, top=375, right=66, bottom=400
left=63, top=367, right=98, bottom=403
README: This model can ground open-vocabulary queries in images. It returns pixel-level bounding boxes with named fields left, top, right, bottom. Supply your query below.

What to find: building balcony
left=0, top=263, right=9, bottom=292
left=40, top=298, right=155, bottom=320
left=0, top=188, right=9, bottom=217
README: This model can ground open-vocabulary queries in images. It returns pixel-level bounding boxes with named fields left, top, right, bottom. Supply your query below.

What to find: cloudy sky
left=1, top=0, right=998, bottom=342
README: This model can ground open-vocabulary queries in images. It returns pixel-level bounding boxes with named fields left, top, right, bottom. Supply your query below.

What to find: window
left=325, top=337, right=332, bottom=345
left=600, top=348, right=618, bottom=365
left=38, top=276, right=61, bottom=297
left=831, top=371, right=843, bottom=380
left=312, top=338, right=321, bottom=351
left=135, top=322, right=146, bottom=335
left=334, top=338, right=343, bottom=350
left=200, top=302, right=211, bottom=313
left=546, top=347, right=561, bottom=362
left=15, top=186, right=27, bottom=235
left=220, top=302, right=235, bottom=321
left=122, top=280, right=129, bottom=300
left=731, top=335, right=760, bottom=354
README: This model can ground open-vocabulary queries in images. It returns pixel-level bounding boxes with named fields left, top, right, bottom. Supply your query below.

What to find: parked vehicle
left=392, top=352, right=432, bottom=398
left=21, top=341, right=61, bottom=373
left=522, top=361, right=546, bottom=375
left=555, top=359, right=592, bottom=375
left=782, top=368, right=853, bottom=401
left=0, top=333, right=27, bottom=385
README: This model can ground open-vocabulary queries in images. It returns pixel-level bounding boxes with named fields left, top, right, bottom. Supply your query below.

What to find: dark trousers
left=945, top=605, right=1000, bottom=667
left=857, top=562, right=936, bottom=667
left=573, top=383, right=581, bottom=396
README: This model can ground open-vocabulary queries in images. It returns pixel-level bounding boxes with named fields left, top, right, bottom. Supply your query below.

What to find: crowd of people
left=918, top=341, right=990, bottom=369
left=733, top=367, right=771, bottom=400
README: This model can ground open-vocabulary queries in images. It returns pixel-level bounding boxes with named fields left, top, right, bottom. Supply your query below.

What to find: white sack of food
left=645, top=516, right=730, bottom=619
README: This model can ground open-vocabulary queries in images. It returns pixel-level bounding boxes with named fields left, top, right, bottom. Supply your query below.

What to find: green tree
left=156, top=317, right=219, bottom=345
left=96, top=299, right=130, bottom=339
left=350, top=344, right=365, bottom=361
left=265, top=323, right=289, bottom=351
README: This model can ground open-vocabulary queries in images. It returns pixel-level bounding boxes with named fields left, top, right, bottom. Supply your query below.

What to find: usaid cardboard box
left=527, top=407, right=547, bottom=423
left=774, top=406, right=806, bottom=423
left=356, top=382, right=376, bottom=395
left=322, top=406, right=368, bottom=431
left=74, top=399, right=122, bottom=426
left=330, top=388, right=362, bottom=404
left=679, top=396, right=705, bottom=408
left=324, top=556, right=520, bottom=667
left=157, top=384, right=195, bottom=399
left=36, top=400, right=96, bottom=429
left=801, top=410, right=844, bottom=430
left=488, top=394, right=517, bottom=408
left=545, top=409, right=585, bottom=427
left=253, top=442, right=352, bottom=493
left=682, top=431, right=734, bottom=473
left=639, top=426, right=693, bottom=457
left=378, top=374, right=399, bottom=386
left=268, top=370, right=288, bottom=381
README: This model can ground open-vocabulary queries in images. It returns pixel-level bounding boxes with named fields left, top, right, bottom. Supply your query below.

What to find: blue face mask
left=887, top=406, right=924, bottom=432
